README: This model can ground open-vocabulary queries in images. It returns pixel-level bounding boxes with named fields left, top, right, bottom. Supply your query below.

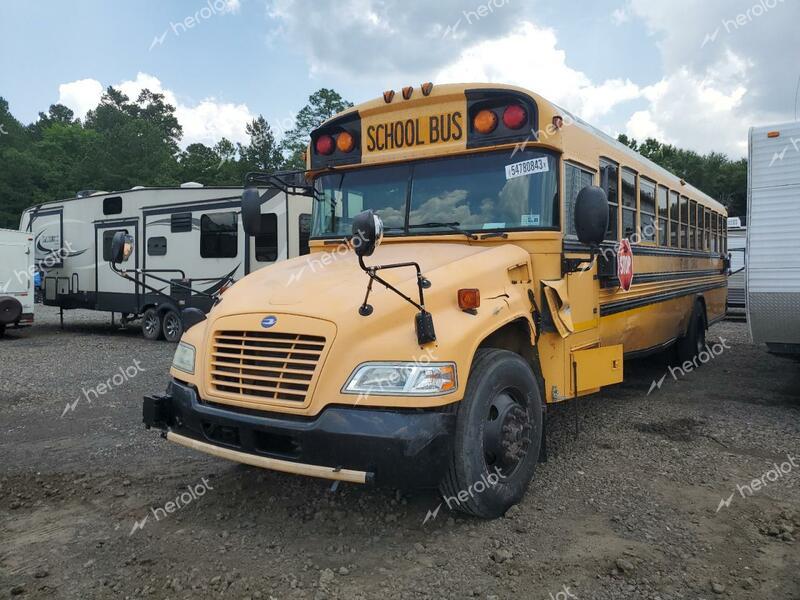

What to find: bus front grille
left=209, top=330, right=327, bottom=404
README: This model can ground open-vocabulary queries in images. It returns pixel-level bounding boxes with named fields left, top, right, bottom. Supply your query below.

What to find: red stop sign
left=618, top=239, right=634, bottom=291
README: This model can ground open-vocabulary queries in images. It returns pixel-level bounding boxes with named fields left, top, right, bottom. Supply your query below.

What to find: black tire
left=676, top=301, right=706, bottom=364
left=440, top=348, right=543, bottom=519
left=162, top=309, right=183, bottom=343
left=142, top=308, right=163, bottom=341
left=0, top=297, right=22, bottom=326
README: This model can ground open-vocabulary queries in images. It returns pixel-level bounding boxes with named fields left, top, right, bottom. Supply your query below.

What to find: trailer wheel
left=440, top=348, right=542, bottom=519
left=162, top=310, right=183, bottom=343
left=142, top=308, right=163, bottom=341
left=676, top=301, right=706, bottom=363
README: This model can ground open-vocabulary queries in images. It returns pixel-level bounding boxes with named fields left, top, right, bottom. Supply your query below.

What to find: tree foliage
left=280, top=88, right=353, bottom=169
left=617, top=135, right=747, bottom=217
left=0, top=87, right=353, bottom=228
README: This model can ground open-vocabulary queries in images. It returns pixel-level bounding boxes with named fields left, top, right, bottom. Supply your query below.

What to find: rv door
left=96, top=222, right=139, bottom=313
left=248, top=189, right=288, bottom=273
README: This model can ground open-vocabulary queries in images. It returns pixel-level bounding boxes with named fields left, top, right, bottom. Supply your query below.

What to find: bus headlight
left=343, top=362, right=457, bottom=396
left=172, top=342, right=196, bottom=374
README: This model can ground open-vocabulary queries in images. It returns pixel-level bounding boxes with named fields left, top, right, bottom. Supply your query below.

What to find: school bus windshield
left=312, top=148, right=559, bottom=238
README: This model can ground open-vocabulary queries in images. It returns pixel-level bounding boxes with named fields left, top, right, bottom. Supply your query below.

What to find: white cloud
left=625, top=53, right=752, bottom=156
left=435, top=22, right=642, bottom=123
left=611, top=7, right=630, bottom=25
left=57, top=79, right=104, bottom=119
left=56, top=72, right=255, bottom=147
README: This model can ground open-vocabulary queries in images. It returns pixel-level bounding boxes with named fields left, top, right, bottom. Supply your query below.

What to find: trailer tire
left=676, top=300, right=706, bottom=364
left=142, top=308, right=163, bottom=341
left=0, top=297, right=22, bottom=326
left=162, top=310, right=183, bottom=343
left=440, top=348, right=542, bottom=519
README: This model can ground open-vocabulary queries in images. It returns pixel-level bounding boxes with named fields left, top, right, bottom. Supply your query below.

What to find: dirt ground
left=1, top=305, right=798, bottom=599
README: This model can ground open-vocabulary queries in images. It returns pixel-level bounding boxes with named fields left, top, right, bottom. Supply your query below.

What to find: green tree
left=240, top=115, right=282, bottom=173
left=280, top=88, right=353, bottom=169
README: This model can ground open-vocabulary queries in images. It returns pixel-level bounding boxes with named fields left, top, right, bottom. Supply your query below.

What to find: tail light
left=336, top=131, right=355, bottom=153
left=502, top=104, right=527, bottom=129
left=315, top=135, right=335, bottom=155
left=473, top=109, right=498, bottom=134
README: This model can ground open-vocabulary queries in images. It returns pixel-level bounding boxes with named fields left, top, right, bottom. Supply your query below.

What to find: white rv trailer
left=746, top=122, right=800, bottom=354
left=0, top=228, right=35, bottom=336
left=726, top=216, right=746, bottom=317
left=19, top=175, right=313, bottom=341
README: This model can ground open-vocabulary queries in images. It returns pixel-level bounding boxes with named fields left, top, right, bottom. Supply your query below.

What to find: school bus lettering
left=366, top=111, right=463, bottom=152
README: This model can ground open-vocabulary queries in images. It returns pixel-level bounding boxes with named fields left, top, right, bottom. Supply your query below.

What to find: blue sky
left=1, top=0, right=795, bottom=157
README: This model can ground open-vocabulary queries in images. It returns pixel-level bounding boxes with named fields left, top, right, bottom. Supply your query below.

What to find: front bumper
left=143, top=380, right=456, bottom=487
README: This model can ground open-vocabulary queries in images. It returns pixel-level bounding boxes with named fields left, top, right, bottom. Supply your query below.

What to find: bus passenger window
left=639, top=178, right=656, bottom=242
left=689, top=201, right=698, bottom=249
left=669, top=191, right=679, bottom=247
left=657, top=186, right=669, bottom=246
left=680, top=196, right=689, bottom=248
left=621, top=169, right=637, bottom=240
left=600, top=160, right=619, bottom=241
left=711, top=212, right=718, bottom=253
left=565, top=163, right=594, bottom=237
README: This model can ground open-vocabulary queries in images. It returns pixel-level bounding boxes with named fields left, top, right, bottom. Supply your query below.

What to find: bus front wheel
left=440, top=348, right=543, bottom=519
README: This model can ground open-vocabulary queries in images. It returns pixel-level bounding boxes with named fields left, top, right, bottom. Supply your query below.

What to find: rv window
left=102, top=229, right=128, bottom=261
left=147, top=236, right=167, bottom=256
left=103, top=197, right=122, bottom=215
left=201, top=212, right=238, bottom=258
left=171, top=212, right=193, bottom=233
left=255, top=214, right=278, bottom=262
left=299, top=213, right=312, bottom=256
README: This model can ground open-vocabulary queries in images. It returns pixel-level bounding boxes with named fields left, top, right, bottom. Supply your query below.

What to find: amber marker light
left=767, top=131, right=780, bottom=138
left=473, top=109, right=498, bottom=134
left=336, top=131, right=355, bottom=153
left=383, top=90, right=395, bottom=103
left=458, top=288, right=481, bottom=310
left=421, top=82, right=434, bottom=96
left=402, top=86, right=413, bottom=100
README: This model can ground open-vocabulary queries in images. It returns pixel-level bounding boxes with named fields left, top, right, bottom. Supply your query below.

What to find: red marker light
left=502, top=104, right=527, bottom=129
left=315, top=135, right=335, bottom=155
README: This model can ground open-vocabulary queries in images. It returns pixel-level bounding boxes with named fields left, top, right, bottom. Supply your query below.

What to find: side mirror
left=574, top=186, right=609, bottom=247
left=241, top=187, right=282, bottom=236
left=351, top=210, right=384, bottom=258
left=110, top=231, right=134, bottom=264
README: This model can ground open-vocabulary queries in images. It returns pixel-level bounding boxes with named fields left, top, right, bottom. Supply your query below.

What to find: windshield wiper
left=408, top=222, right=478, bottom=240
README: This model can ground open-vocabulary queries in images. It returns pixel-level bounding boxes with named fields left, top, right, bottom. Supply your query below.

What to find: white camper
left=0, top=228, right=35, bottom=336
left=19, top=175, right=313, bottom=341
left=726, top=216, right=746, bottom=317
left=746, top=123, right=800, bottom=354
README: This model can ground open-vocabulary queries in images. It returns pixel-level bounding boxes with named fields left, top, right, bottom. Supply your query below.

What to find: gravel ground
left=1, top=305, right=798, bottom=599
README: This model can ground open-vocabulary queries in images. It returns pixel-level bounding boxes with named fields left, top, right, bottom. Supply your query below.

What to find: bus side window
left=680, top=196, right=689, bottom=248
left=299, top=213, right=312, bottom=256
left=689, top=200, right=698, bottom=249
left=639, top=178, right=656, bottom=243
left=657, top=185, right=669, bottom=246
left=600, top=160, right=619, bottom=241
left=669, top=191, right=679, bottom=247
left=711, top=212, right=718, bottom=253
left=565, top=163, right=595, bottom=238
left=621, top=168, right=637, bottom=241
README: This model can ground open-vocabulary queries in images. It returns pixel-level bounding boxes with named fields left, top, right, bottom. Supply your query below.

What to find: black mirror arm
left=357, top=255, right=430, bottom=316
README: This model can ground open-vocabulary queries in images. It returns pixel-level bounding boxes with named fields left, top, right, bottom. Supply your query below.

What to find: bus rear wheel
left=440, top=348, right=542, bottom=519
left=142, top=308, right=163, bottom=341
left=676, top=301, right=706, bottom=363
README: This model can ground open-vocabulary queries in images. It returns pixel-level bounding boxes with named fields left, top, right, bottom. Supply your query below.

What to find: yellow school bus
left=140, top=83, right=728, bottom=518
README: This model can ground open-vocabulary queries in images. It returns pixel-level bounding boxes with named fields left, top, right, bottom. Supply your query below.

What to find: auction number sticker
left=505, top=157, right=549, bottom=180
